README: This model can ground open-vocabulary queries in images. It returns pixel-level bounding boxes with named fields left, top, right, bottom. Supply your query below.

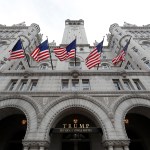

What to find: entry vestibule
left=49, top=114, right=104, bottom=150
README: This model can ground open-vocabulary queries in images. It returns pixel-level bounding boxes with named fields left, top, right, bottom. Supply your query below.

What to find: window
left=72, top=79, right=79, bottom=90
left=19, top=80, right=28, bottom=91
left=125, top=61, right=134, bottom=70
left=39, top=64, right=49, bottom=70
left=113, top=79, right=122, bottom=90
left=123, top=79, right=133, bottom=90
left=101, top=63, right=110, bottom=69
left=8, top=80, right=18, bottom=91
left=62, top=79, right=69, bottom=90
left=69, top=58, right=81, bottom=67
left=133, top=79, right=144, bottom=90
left=15, top=62, right=25, bottom=70
left=82, top=79, right=90, bottom=90
left=61, top=79, right=90, bottom=91
left=29, top=80, right=38, bottom=91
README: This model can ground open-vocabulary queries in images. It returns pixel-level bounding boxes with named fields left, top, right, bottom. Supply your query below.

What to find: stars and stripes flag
left=53, top=39, right=76, bottom=61
left=9, top=39, right=25, bottom=60
left=30, top=39, right=50, bottom=62
left=85, top=39, right=104, bottom=69
left=112, top=37, right=131, bottom=65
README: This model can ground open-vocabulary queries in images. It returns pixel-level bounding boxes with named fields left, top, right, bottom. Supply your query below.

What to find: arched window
left=39, top=63, right=49, bottom=70
left=69, top=58, right=81, bottom=67
left=101, top=63, right=110, bottom=69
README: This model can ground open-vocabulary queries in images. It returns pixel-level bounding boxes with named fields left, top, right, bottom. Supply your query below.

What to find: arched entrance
left=125, top=106, right=150, bottom=150
left=0, top=108, right=27, bottom=150
left=49, top=111, right=104, bottom=150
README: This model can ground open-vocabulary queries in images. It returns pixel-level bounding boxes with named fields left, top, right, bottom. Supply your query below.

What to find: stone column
left=23, top=146, right=29, bottom=150
left=124, top=146, right=129, bottom=150
left=103, top=140, right=130, bottom=150
left=103, top=140, right=114, bottom=150
left=39, top=147, right=45, bottom=150
left=108, top=145, right=114, bottom=150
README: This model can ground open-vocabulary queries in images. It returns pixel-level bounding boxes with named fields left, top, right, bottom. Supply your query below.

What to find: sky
left=0, top=0, right=150, bottom=46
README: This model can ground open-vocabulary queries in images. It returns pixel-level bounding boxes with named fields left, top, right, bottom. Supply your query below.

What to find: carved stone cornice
left=103, top=139, right=130, bottom=147
left=1, top=70, right=150, bottom=76
left=0, top=90, right=149, bottom=97
left=22, top=140, right=49, bottom=148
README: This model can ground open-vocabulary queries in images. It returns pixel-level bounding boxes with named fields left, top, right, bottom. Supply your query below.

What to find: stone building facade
left=0, top=20, right=150, bottom=150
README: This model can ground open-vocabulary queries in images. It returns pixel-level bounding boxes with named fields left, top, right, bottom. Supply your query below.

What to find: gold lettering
left=63, top=124, right=67, bottom=128
left=79, top=124, right=85, bottom=128
left=74, top=124, right=78, bottom=128
left=85, top=124, right=89, bottom=128
left=68, top=124, right=72, bottom=128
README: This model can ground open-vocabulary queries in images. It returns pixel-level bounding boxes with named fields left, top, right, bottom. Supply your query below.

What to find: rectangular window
left=123, top=79, right=132, bottom=90
left=8, top=80, right=18, bottom=91
left=133, top=79, right=144, bottom=90
left=125, top=61, right=134, bottom=70
left=113, top=79, right=122, bottom=90
left=62, top=79, right=69, bottom=90
left=72, top=79, right=79, bottom=90
left=82, top=79, right=90, bottom=90
left=29, top=80, right=38, bottom=91
left=19, top=80, right=28, bottom=91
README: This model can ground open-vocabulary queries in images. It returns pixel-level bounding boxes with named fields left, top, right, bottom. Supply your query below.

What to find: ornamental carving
left=103, top=140, right=130, bottom=147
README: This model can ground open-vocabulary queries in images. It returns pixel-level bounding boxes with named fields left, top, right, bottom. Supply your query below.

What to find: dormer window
left=69, top=58, right=81, bottom=67
left=101, top=63, right=110, bottom=69
left=39, top=63, right=49, bottom=70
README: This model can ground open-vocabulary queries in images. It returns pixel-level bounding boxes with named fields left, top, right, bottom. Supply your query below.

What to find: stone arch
left=114, top=94, right=150, bottom=139
left=44, top=94, right=109, bottom=113
left=0, top=95, right=39, bottom=139
left=38, top=96, right=116, bottom=141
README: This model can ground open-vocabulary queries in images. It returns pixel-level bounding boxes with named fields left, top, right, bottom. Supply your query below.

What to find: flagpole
left=19, top=37, right=30, bottom=67
left=120, top=36, right=132, bottom=68
left=75, top=37, right=77, bottom=67
left=46, top=37, right=54, bottom=70
left=97, top=36, right=105, bottom=70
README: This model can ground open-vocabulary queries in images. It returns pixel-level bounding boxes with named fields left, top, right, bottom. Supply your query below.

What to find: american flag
left=31, top=40, right=50, bottom=62
left=53, top=39, right=76, bottom=61
left=112, top=37, right=131, bottom=65
left=85, top=39, right=104, bottom=69
left=9, top=39, right=25, bottom=60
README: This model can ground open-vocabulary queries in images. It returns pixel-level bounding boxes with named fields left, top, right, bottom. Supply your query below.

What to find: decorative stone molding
left=114, top=96, right=150, bottom=139
left=70, top=70, right=80, bottom=78
left=23, top=140, right=49, bottom=148
left=0, top=98, right=38, bottom=139
left=0, top=94, right=41, bottom=114
left=112, top=94, right=150, bottom=112
left=1, top=70, right=150, bottom=76
left=103, top=140, right=130, bottom=147
left=38, top=97, right=116, bottom=141
left=44, top=94, right=109, bottom=115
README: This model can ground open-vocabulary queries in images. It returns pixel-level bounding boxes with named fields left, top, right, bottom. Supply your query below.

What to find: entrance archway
left=49, top=112, right=104, bottom=150
left=0, top=108, right=27, bottom=150
left=125, top=106, right=150, bottom=150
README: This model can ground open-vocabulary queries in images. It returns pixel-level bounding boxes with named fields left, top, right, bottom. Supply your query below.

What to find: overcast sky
left=0, top=0, right=150, bottom=46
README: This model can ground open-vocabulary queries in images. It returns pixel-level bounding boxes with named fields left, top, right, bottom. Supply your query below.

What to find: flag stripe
left=30, top=40, right=50, bottom=62
left=9, top=39, right=25, bottom=60
left=53, top=39, right=76, bottom=61
left=85, top=39, right=104, bottom=69
left=112, top=38, right=131, bottom=65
